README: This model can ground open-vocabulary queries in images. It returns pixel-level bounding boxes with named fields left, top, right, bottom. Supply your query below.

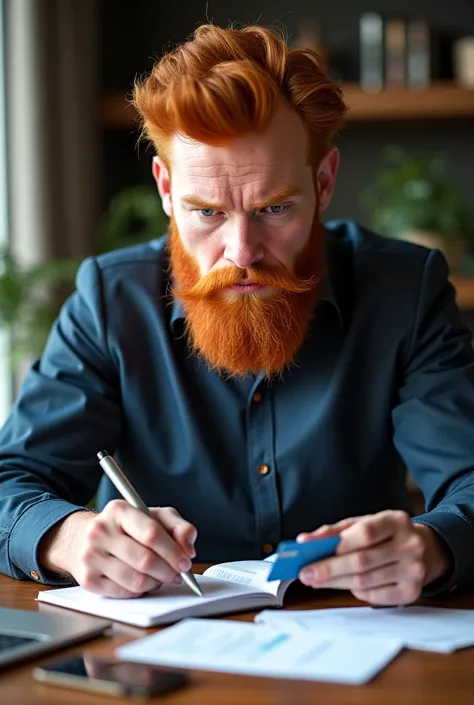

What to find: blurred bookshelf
left=451, top=277, right=474, bottom=310
left=97, top=87, right=474, bottom=308
left=343, top=82, right=474, bottom=122
left=97, top=5, right=474, bottom=319
left=98, top=82, right=474, bottom=129
left=99, top=93, right=136, bottom=129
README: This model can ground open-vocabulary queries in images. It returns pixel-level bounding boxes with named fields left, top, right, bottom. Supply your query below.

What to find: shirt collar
left=170, top=294, right=185, bottom=331
left=319, top=264, right=342, bottom=323
left=168, top=227, right=345, bottom=332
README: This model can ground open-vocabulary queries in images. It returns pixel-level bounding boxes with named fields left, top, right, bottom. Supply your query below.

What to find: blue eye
left=199, top=208, right=217, bottom=217
left=264, top=204, right=289, bottom=215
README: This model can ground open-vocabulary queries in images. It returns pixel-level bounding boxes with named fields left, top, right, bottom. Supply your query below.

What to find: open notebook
left=37, top=560, right=293, bottom=628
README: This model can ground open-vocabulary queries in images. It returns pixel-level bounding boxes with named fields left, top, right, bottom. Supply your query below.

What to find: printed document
left=116, top=618, right=402, bottom=685
left=256, top=606, right=474, bottom=653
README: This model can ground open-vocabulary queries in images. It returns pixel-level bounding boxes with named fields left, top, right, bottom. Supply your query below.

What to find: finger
left=352, top=581, right=422, bottom=606
left=305, top=558, right=425, bottom=591
left=299, top=539, right=399, bottom=585
left=338, top=510, right=412, bottom=553
left=99, top=553, right=171, bottom=595
left=109, top=531, right=181, bottom=584
left=297, top=525, right=345, bottom=542
left=296, top=516, right=369, bottom=542
left=299, top=528, right=426, bottom=586
left=80, top=570, right=146, bottom=599
left=108, top=500, right=192, bottom=575
left=150, top=507, right=197, bottom=557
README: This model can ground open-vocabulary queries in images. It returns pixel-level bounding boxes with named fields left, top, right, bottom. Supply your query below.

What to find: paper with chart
left=255, top=606, right=474, bottom=653
left=116, top=617, right=402, bottom=685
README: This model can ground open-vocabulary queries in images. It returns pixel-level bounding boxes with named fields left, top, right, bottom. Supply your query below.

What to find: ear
left=315, top=147, right=340, bottom=213
left=152, top=157, right=173, bottom=217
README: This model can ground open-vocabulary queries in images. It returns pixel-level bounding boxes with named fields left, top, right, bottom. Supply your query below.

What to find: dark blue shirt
left=1, top=220, right=474, bottom=593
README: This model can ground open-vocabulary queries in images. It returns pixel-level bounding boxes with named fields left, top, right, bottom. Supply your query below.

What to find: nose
left=223, top=217, right=264, bottom=269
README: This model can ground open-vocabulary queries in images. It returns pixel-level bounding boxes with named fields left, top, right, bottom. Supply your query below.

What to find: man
left=0, top=24, right=473, bottom=606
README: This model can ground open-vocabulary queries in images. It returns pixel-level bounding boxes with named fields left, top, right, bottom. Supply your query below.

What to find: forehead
left=169, top=103, right=311, bottom=194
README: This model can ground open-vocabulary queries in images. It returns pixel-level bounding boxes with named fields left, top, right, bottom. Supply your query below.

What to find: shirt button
left=263, top=544, right=274, bottom=554
left=257, top=464, right=270, bottom=476
left=30, top=570, right=40, bottom=580
left=252, top=391, right=262, bottom=404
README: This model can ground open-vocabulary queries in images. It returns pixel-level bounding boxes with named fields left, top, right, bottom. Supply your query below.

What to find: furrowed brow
left=180, top=196, right=228, bottom=211
left=181, top=186, right=302, bottom=212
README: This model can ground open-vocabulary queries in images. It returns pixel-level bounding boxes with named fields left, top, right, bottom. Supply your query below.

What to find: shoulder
left=325, top=219, right=449, bottom=299
left=325, top=218, right=441, bottom=267
left=94, top=236, right=168, bottom=272
left=75, top=236, right=169, bottom=294
left=66, top=236, right=173, bottom=350
left=324, top=219, right=454, bottom=347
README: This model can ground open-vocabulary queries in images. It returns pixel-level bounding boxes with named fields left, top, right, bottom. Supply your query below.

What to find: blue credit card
left=266, top=536, right=341, bottom=581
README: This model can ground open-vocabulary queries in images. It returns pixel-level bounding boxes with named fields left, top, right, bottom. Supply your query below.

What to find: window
left=0, top=0, right=12, bottom=424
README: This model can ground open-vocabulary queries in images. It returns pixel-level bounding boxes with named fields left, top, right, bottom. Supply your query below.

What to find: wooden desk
left=2, top=571, right=474, bottom=705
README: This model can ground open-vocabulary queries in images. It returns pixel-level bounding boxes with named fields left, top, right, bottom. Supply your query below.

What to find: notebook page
left=204, top=559, right=282, bottom=597
left=37, top=574, right=269, bottom=627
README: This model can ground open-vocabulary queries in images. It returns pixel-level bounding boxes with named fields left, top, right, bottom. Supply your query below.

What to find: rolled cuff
left=412, top=509, right=474, bottom=597
left=8, top=498, right=86, bottom=585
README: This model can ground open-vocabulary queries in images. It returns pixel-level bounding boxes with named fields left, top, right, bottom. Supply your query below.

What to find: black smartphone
left=33, top=654, right=189, bottom=699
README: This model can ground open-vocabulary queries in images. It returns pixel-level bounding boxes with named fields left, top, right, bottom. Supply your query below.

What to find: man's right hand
left=38, top=500, right=197, bottom=598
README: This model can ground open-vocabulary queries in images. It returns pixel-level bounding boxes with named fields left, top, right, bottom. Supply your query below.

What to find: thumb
left=297, top=517, right=361, bottom=543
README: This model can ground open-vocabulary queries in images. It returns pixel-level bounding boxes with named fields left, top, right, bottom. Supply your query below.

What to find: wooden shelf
left=343, top=81, right=474, bottom=122
left=451, top=277, right=474, bottom=310
left=98, top=82, right=474, bottom=129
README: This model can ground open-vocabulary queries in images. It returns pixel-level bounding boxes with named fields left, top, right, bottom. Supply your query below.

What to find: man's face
left=153, top=103, right=339, bottom=377
left=158, top=103, right=336, bottom=284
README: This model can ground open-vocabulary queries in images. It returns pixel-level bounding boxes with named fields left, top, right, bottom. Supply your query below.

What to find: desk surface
left=2, top=570, right=474, bottom=705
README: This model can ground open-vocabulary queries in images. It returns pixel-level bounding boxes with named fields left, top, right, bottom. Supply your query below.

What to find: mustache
left=173, top=264, right=317, bottom=301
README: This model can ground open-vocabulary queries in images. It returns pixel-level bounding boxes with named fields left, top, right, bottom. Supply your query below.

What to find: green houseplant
left=98, top=185, right=169, bottom=253
left=362, top=146, right=474, bottom=271
left=0, top=186, right=168, bottom=366
left=0, top=251, right=80, bottom=365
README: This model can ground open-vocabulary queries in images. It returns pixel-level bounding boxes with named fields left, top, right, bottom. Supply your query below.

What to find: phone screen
left=34, top=654, right=188, bottom=698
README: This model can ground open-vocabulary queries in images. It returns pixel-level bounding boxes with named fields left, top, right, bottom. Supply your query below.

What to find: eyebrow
left=180, top=186, right=302, bottom=212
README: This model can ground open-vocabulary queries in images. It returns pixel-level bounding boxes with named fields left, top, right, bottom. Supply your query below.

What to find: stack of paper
left=116, top=617, right=402, bottom=685
left=255, top=606, right=474, bottom=653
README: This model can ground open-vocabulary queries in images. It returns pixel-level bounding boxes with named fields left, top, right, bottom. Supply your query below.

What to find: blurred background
left=0, top=0, right=473, bottom=425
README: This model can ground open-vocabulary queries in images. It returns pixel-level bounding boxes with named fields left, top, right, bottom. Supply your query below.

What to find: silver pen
left=96, top=450, right=203, bottom=598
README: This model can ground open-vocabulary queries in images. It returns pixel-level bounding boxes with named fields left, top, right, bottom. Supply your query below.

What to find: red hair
left=133, top=24, right=348, bottom=164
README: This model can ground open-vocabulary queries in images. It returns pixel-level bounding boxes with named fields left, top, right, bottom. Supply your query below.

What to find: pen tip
left=97, top=450, right=108, bottom=461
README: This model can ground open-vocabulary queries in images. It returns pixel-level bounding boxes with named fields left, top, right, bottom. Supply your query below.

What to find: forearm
left=413, top=504, right=474, bottom=594
left=0, top=467, right=87, bottom=582
left=412, top=522, right=453, bottom=587
left=38, top=510, right=96, bottom=577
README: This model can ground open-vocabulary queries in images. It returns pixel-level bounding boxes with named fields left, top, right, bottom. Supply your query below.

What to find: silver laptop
left=0, top=607, right=110, bottom=669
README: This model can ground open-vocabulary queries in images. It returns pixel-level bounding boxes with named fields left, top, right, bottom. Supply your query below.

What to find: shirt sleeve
left=392, top=248, right=474, bottom=595
left=0, top=257, right=122, bottom=584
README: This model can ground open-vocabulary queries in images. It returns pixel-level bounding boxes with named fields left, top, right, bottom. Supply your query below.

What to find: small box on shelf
left=359, top=13, right=437, bottom=92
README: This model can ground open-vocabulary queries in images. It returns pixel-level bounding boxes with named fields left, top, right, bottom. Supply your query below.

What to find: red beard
left=167, top=217, right=324, bottom=377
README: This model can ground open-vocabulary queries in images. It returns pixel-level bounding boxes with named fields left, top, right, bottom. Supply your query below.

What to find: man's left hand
left=297, top=510, right=453, bottom=605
